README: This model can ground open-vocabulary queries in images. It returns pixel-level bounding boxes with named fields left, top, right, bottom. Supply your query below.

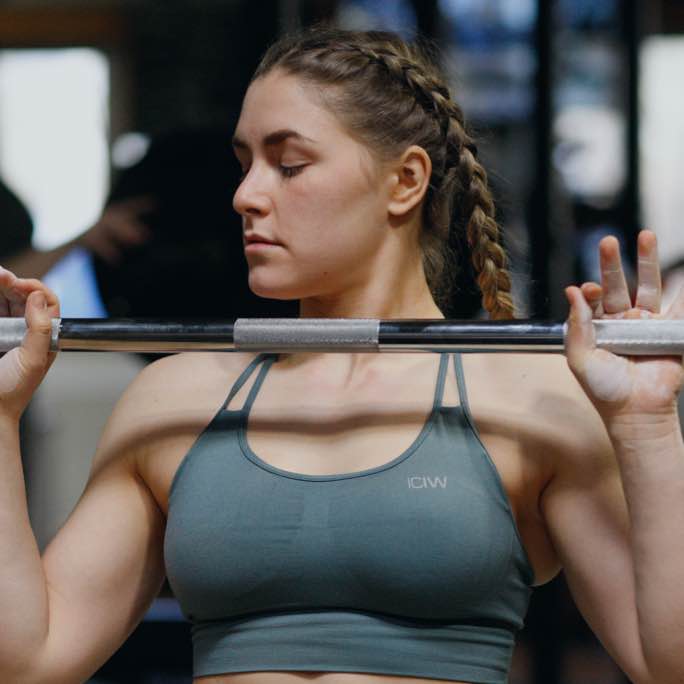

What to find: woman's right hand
left=0, top=266, right=60, bottom=422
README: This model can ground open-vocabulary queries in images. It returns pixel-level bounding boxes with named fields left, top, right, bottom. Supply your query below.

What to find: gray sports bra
left=164, top=352, right=534, bottom=683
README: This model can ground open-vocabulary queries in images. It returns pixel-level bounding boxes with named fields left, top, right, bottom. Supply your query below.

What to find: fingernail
left=34, top=292, right=45, bottom=309
left=564, top=287, right=574, bottom=306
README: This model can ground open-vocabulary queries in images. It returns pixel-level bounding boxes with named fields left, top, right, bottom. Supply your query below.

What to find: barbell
left=1, top=317, right=684, bottom=355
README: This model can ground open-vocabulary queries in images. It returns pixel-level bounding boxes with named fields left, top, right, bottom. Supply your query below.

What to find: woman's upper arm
left=26, top=359, right=173, bottom=684
left=540, top=393, right=650, bottom=683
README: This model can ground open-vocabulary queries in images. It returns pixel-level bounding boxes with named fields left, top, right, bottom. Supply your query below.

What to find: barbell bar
left=1, top=317, right=684, bottom=355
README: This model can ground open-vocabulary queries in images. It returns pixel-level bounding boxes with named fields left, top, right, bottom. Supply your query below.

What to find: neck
left=281, top=254, right=444, bottom=377
left=297, top=247, right=444, bottom=321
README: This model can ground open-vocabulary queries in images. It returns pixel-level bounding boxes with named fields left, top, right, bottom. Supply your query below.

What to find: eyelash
left=280, top=165, right=305, bottom=179
left=238, top=165, right=306, bottom=182
left=239, top=164, right=307, bottom=183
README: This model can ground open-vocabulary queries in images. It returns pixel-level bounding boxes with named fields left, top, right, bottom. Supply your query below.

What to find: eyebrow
left=231, top=128, right=317, bottom=151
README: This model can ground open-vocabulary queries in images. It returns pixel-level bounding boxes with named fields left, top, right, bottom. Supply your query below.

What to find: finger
left=635, top=229, right=662, bottom=313
left=665, top=284, right=684, bottom=319
left=580, top=282, right=604, bottom=317
left=0, top=273, right=29, bottom=317
left=10, top=278, right=60, bottom=315
left=21, top=290, right=54, bottom=369
left=599, top=236, right=632, bottom=313
left=0, top=266, right=14, bottom=316
left=0, top=269, right=60, bottom=320
left=564, top=286, right=596, bottom=374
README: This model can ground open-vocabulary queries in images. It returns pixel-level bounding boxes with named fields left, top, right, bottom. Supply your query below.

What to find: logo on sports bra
left=407, top=476, right=448, bottom=489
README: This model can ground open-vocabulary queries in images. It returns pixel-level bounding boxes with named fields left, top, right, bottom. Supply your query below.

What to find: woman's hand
left=565, top=229, right=684, bottom=421
left=0, top=266, right=60, bottom=421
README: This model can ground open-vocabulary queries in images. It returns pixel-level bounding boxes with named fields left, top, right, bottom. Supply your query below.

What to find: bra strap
left=452, top=353, right=473, bottom=417
left=432, top=352, right=449, bottom=410
left=242, top=353, right=277, bottom=413
left=220, top=353, right=273, bottom=411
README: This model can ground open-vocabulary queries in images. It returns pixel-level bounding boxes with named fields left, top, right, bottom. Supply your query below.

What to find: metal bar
left=59, top=319, right=238, bottom=352
left=2, top=318, right=684, bottom=355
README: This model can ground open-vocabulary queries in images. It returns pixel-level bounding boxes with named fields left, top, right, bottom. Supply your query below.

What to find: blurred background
left=2, top=0, right=684, bottom=682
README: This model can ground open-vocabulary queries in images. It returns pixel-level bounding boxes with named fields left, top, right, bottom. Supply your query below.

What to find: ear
left=386, top=145, right=432, bottom=218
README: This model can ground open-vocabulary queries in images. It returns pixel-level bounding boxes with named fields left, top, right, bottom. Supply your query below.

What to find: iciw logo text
left=407, top=476, right=447, bottom=489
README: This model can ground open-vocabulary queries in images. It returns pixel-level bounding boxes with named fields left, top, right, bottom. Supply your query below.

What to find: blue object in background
left=42, top=248, right=108, bottom=318
left=340, top=0, right=417, bottom=36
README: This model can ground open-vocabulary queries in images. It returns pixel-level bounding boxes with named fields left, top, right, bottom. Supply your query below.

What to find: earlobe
left=387, top=145, right=431, bottom=218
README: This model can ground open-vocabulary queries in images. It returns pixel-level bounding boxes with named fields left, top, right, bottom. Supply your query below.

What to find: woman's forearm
left=608, top=412, right=684, bottom=683
left=0, top=415, right=50, bottom=679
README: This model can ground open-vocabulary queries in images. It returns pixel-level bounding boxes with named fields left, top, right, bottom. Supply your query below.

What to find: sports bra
left=164, top=353, right=535, bottom=683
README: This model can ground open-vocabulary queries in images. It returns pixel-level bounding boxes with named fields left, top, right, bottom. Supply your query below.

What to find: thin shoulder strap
left=452, top=352, right=473, bottom=418
left=242, top=353, right=277, bottom=413
left=432, top=352, right=449, bottom=410
left=220, top=353, right=272, bottom=411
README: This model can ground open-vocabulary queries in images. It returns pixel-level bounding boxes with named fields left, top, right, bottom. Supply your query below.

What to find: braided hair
left=252, top=25, right=514, bottom=319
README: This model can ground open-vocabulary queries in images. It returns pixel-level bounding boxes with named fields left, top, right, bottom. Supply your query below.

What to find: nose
left=233, top=167, right=271, bottom=218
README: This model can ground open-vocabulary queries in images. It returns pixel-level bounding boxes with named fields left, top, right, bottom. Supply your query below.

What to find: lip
left=243, top=233, right=281, bottom=246
left=244, top=241, right=281, bottom=252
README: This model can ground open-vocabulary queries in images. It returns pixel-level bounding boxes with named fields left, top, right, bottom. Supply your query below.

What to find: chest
left=142, top=356, right=445, bottom=507
left=163, top=402, right=529, bottom=623
left=142, top=354, right=556, bottom=583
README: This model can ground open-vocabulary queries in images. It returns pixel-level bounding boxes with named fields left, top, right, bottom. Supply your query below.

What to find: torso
left=135, top=350, right=574, bottom=684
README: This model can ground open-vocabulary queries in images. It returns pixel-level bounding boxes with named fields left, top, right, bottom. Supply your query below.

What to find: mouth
left=244, top=242, right=280, bottom=251
left=243, top=236, right=283, bottom=253
left=243, top=233, right=280, bottom=246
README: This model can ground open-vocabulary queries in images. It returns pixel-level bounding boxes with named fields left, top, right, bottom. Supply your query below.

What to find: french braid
left=253, top=25, right=515, bottom=319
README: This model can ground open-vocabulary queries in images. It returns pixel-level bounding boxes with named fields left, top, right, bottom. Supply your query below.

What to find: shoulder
left=90, top=352, right=260, bottom=474
left=110, top=351, right=261, bottom=414
left=122, top=351, right=259, bottom=402
left=464, top=352, right=612, bottom=463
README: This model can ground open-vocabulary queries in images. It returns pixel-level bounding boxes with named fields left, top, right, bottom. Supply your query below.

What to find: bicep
left=26, top=362, right=171, bottom=684
left=31, top=453, right=166, bottom=684
left=22, top=351, right=248, bottom=683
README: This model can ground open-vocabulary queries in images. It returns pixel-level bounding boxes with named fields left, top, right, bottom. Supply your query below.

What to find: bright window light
left=0, top=48, right=109, bottom=248
left=640, top=36, right=684, bottom=268
left=0, top=48, right=110, bottom=316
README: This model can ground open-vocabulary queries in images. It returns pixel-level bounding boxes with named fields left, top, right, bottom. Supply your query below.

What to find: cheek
left=284, top=175, right=382, bottom=258
left=247, top=166, right=384, bottom=297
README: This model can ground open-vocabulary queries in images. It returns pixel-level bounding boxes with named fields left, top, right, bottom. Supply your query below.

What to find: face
left=232, top=69, right=393, bottom=301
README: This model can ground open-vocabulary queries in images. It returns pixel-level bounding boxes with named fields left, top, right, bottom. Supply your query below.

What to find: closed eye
left=280, top=165, right=306, bottom=179
left=236, top=164, right=306, bottom=184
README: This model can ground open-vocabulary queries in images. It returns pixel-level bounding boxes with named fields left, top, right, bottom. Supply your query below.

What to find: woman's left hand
left=565, top=229, right=684, bottom=420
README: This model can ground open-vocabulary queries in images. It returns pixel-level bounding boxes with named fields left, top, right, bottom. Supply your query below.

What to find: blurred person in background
left=0, top=174, right=152, bottom=280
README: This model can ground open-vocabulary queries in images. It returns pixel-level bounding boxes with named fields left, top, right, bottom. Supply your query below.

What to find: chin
left=248, top=275, right=304, bottom=301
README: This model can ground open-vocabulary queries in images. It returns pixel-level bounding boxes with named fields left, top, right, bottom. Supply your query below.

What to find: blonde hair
left=253, top=25, right=514, bottom=318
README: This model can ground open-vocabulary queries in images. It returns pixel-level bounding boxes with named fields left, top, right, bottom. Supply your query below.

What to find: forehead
left=234, top=70, right=348, bottom=146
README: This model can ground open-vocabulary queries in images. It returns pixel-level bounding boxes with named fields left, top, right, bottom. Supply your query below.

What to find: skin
left=0, top=69, right=683, bottom=684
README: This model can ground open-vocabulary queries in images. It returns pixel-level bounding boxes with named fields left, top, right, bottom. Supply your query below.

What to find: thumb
left=564, top=286, right=596, bottom=375
left=21, top=290, right=54, bottom=371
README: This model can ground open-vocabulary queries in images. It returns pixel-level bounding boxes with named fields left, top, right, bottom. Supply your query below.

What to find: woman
left=1, top=25, right=683, bottom=684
